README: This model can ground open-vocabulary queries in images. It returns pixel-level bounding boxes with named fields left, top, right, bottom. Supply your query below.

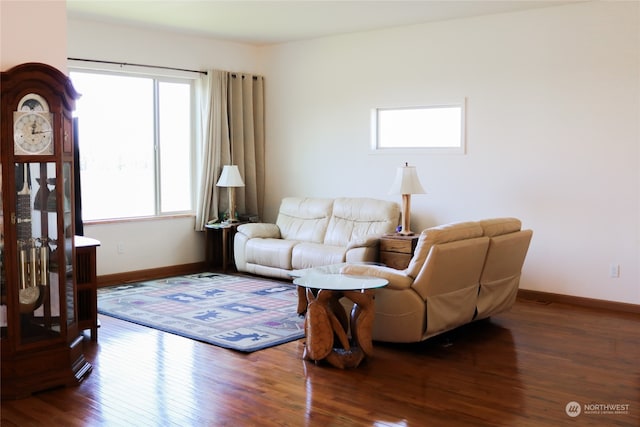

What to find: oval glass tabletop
left=289, top=262, right=384, bottom=279
left=293, top=273, right=388, bottom=291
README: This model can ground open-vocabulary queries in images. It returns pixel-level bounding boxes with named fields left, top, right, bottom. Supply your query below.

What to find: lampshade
left=216, top=165, right=245, bottom=187
left=388, top=163, right=426, bottom=195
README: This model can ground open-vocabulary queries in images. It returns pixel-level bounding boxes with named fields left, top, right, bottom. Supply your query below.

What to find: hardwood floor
left=1, top=294, right=638, bottom=426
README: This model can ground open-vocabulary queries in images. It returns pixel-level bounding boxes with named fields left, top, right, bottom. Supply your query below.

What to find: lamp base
left=399, top=194, right=414, bottom=236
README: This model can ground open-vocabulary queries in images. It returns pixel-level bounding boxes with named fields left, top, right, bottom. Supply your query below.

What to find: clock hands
left=29, top=120, right=51, bottom=135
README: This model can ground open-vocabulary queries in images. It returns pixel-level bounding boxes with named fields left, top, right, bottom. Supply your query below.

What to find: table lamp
left=216, top=165, right=245, bottom=223
left=388, top=162, right=426, bottom=235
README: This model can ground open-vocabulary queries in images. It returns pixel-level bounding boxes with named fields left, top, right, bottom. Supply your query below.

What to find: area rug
left=97, top=273, right=305, bottom=352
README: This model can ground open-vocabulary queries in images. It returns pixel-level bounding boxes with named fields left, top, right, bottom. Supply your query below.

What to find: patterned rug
left=97, top=273, right=305, bottom=352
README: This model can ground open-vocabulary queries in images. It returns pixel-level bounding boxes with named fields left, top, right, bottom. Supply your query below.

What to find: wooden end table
left=379, top=234, right=419, bottom=269
left=205, top=222, right=245, bottom=273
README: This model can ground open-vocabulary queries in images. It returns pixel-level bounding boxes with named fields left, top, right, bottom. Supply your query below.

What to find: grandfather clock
left=1, top=62, right=91, bottom=399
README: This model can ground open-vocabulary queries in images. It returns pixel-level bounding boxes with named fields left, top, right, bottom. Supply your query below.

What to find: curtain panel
left=195, top=70, right=265, bottom=231
left=229, top=73, right=265, bottom=224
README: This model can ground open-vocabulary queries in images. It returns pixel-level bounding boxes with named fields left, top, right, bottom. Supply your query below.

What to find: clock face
left=13, top=111, right=54, bottom=155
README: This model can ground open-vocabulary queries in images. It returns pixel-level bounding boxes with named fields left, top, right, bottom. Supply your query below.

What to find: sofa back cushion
left=276, top=197, right=334, bottom=243
left=479, top=217, right=522, bottom=237
left=406, top=221, right=484, bottom=279
left=412, top=236, right=490, bottom=299
left=324, top=198, right=400, bottom=247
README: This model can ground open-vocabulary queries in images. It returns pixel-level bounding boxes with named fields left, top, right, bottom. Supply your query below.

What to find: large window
left=70, top=71, right=194, bottom=220
left=372, top=102, right=466, bottom=154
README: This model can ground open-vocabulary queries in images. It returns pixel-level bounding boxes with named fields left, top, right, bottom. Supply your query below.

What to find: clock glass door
left=63, top=162, right=75, bottom=325
left=15, top=161, right=63, bottom=344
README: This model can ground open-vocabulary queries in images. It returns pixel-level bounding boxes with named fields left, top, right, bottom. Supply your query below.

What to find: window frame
left=370, top=100, right=467, bottom=155
left=69, top=66, right=198, bottom=222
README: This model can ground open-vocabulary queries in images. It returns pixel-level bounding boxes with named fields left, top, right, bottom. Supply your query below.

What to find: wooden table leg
left=222, top=227, right=229, bottom=273
left=303, top=288, right=376, bottom=369
left=205, top=228, right=212, bottom=270
left=296, top=286, right=307, bottom=315
left=343, top=289, right=376, bottom=357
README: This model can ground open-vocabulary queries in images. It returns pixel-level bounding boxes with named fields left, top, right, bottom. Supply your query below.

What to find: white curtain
left=195, top=70, right=265, bottom=231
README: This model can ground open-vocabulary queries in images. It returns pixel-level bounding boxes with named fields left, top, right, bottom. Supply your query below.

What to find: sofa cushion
left=291, top=242, right=346, bottom=270
left=412, top=236, right=489, bottom=301
left=236, top=223, right=281, bottom=239
left=324, top=198, right=400, bottom=246
left=245, top=238, right=297, bottom=270
left=479, top=218, right=521, bottom=237
left=276, top=197, right=333, bottom=243
left=406, top=221, right=484, bottom=279
left=341, top=263, right=414, bottom=290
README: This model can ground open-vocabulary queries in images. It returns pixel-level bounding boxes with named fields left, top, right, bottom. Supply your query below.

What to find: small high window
left=372, top=102, right=466, bottom=154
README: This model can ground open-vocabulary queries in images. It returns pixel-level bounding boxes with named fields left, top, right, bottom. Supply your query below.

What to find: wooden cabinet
left=0, top=63, right=91, bottom=399
left=379, top=235, right=419, bottom=270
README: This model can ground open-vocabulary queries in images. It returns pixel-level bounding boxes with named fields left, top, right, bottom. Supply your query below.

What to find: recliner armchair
left=341, top=218, right=532, bottom=343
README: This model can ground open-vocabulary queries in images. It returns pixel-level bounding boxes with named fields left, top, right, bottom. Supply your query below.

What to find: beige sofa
left=341, top=218, right=532, bottom=343
left=234, top=197, right=400, bottom=280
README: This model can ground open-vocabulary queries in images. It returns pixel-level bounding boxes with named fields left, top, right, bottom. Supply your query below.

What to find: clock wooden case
left=0, top=62, right=91, bottom=399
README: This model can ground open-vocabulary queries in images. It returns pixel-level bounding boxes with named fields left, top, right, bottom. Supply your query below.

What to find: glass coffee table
left=292, top=264, right=388, bottom=368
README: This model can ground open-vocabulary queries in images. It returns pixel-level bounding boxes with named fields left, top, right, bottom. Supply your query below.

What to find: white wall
left=67, top=18, right=262, bottom=276
left=1, top=1, right=67, bottom=70
left=261, top=1, right=640, bottom=304
left=64, top=3, right=640, bottom=305
left=67, top=18, right=260, bottom=74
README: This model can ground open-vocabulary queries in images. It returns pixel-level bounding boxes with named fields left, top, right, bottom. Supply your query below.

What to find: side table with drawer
left=76, top=235, right=100, bottom=341
left=379, top=234, right=420, bottom=270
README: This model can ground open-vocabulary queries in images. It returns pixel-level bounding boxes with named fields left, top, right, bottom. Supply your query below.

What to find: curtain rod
left=68, top=57, right=206, bottom=74
left=67, top=58, right=260, bottom=79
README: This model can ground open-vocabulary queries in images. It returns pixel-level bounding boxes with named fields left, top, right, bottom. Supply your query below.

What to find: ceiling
left=66, top=1, right=578, bottom=46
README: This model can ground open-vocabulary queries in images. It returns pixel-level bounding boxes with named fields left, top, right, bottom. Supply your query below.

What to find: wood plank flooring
left=1, top=293, right=638, bottom=426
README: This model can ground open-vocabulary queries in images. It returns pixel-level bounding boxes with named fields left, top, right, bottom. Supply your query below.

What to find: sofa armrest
left=237, top=223, right=281, bottom=239
left=341, top=264, right=413, bottom=290
left=346, top=235, right=379, bottom=250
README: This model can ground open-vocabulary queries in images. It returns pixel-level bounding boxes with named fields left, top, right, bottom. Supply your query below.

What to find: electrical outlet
left=117, top=242, right=125, bottom=254
left=609, top=264, right=620, bottom=278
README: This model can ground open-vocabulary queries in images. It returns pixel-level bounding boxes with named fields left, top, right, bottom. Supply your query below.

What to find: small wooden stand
left=76, top=236, right=100, bottom=341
